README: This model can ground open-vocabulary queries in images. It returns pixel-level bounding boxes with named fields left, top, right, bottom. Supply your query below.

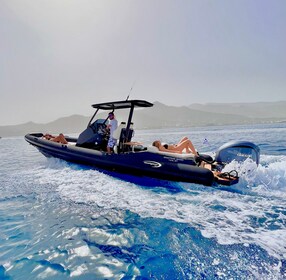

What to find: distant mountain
left=189, top=101, right=286, bottom=119
left=0, top=101, right=285, bottom=137
left=132, top=102, right=253, bottom=128
left=0, top=115, right=89, bottom=137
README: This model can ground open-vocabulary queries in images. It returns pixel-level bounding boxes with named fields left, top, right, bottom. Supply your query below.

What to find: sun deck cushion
left=147, top=145, right=196, bottom=159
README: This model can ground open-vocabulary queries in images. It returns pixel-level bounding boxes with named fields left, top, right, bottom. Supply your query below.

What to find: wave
left=20, top=155, right=285, bottom=260
left=223, top=155, right=286, bottom=192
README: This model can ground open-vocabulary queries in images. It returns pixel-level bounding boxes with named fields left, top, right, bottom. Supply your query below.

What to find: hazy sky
left=1, top=0, right=285, bottom=125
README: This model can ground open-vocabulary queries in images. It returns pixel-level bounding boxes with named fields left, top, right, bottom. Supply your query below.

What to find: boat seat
left=147, top=145, right=196, bottom=159
left=114, top=122, right=135, bottom=153
left=113, top=122, right=126, bottom=154
left=113, top=122, right=126, bottom=140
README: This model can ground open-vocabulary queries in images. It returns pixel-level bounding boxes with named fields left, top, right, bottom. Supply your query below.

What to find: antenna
left=126, top=81, right=136, bottom=101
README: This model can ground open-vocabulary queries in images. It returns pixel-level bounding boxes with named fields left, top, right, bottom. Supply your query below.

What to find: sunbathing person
left=152, top=137, right=198, bottom=156
left=43, top=133, right=68, bottom=144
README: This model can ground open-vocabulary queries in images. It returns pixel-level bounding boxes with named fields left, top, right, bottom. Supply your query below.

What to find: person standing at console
left=106, top=112, right=118, bottom=154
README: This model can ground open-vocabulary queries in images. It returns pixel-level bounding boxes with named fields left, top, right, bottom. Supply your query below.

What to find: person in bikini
left=43, top=133, right=68, bottom=144
left=152, top=136, right=198, bottom=156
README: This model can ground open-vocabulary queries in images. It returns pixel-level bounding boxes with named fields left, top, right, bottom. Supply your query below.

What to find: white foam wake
left=223, top=155, right=286, bottom=192
left=28, top=156, right=286, bottom=259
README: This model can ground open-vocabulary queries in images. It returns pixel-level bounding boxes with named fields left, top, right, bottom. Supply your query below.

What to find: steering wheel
left=97, top=124, right=108, bottom=135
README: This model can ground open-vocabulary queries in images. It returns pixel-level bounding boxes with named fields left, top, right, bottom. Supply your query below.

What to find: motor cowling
left=215, top=141, right=260, bottom=165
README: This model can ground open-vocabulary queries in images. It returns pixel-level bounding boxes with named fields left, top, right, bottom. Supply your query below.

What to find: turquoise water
left=0, top=123, right=286, bottom=279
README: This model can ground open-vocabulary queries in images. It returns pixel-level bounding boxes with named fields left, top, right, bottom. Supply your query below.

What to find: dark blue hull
left=25, top=133, right=215, bottom=186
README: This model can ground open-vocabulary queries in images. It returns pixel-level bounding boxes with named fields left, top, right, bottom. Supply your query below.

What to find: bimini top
left=92, top=100, right=153, bottom=110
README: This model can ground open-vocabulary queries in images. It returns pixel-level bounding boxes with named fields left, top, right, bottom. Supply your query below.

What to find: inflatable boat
left=25, top=100, right=260, bottom=186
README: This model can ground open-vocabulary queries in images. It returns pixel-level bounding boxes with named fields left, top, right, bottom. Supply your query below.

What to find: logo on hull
left=143, top=161, right=162, bottom=168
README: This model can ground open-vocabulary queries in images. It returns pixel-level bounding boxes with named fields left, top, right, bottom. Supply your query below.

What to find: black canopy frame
left=88, top=99, right=153, bottom=134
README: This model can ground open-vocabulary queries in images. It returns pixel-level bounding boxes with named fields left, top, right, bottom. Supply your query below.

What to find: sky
left=1, top=0, right=285, bottom=125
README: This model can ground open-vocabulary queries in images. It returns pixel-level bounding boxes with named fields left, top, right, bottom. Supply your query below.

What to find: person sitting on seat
left=152, top=136, right=198, bottom=156
left=106, top=112, right=118, bottom=154
left=43, top=133, right=68, bottom=144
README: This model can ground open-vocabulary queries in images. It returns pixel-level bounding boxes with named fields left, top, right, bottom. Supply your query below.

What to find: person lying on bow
left=42, top=133, right=68, bottom=144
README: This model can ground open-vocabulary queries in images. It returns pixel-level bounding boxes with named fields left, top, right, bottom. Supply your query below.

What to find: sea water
left=0, top=123, right=285, bottom=280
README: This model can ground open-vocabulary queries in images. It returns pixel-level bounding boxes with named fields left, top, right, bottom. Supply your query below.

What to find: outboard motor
left=215, top=141, right=260, bottom=166
left=76, top=119, right=108, bottom=148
